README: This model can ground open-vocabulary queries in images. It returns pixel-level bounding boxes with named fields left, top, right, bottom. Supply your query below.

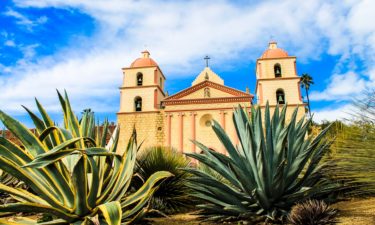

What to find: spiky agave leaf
left=186, top=103, right=336, bottom=222
left=0, top=91, right=172, bottom=224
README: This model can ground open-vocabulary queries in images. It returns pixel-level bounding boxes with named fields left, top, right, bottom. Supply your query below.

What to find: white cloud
left=310, top=71, right=367, bottom=101
left=0, top=0, right=374, bottom=119
left=369, top=67, right=375, bottom=86
left=3, top=8, right=48, bottom=31
left=313, top=104, right=354, bottom=123
left=36, top=16, right=48, bottom=24
left=4, top=40, right=16, bottom=47
left=4, top=8, right=33, bottom=26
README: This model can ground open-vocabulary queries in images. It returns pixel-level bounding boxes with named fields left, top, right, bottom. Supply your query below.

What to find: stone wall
left=117, top=111, right=165, bottom=153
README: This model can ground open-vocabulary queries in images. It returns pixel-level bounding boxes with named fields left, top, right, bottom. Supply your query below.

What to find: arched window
left=276, top=89, right=285, bottom=104
left=274, top=64, right=282, bottom=77
left=199, top=114, right=213, bottom=128
left=134, top=97, right=142, bottom=111
left=137, top=73, right=143, bottom=86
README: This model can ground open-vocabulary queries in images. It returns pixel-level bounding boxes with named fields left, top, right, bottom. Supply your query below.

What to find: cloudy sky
left=0, top=0, right=374, bottom=126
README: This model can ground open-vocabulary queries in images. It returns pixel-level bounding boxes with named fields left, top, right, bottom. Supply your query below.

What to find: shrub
left=328, top=123, right=375, bottom=196
left=185, top=103, right=336, bottom=223
left=288, top=199, right=337, bottom=225
left=133, top=146, right=193, bottom=214
left=0, top=91, right=171, bottom=224
left=319, top=90, right=375, bottom=197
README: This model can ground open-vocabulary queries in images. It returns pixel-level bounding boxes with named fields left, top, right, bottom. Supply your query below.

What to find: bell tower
left=119, top=50, right=166, bottom=113
left=255, top=42, right=305, bottom=120
left=117, top=50, right=166, bottom=152
left=255, top=41, right=303, bottom=107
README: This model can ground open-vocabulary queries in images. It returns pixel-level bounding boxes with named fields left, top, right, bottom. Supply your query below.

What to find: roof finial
left=268, top=35, right=278, bottom=49
left=204, top=55, right=210, bottom=67
left=204, top=72, right=209, bottom=80
left=141, top=50, right=150, bottom=58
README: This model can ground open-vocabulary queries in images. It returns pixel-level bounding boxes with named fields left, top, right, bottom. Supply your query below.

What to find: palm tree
left=301, top=73, right=314, bottom=119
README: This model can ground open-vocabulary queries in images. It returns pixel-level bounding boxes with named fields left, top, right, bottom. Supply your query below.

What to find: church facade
left=117, top=42, right=306, bottom=154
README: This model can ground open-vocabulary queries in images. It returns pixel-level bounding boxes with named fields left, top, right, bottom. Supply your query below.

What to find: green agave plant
left=0, top=91, right=172, bottom=225
left=185, top=103, right=335, bottom=222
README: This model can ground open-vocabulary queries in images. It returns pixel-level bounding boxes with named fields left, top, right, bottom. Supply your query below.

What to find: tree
left=301, top=73, right=314, bottom=119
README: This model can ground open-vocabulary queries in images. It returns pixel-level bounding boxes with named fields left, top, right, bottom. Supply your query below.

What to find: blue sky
left=0, top=0, right=374, bottom=127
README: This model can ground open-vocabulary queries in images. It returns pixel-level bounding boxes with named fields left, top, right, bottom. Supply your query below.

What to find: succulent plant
left=288, top=199, right=337, bottom=225
left=0, top=91, right=171, bottom=224
left=185, top=103, right=336, bottom=222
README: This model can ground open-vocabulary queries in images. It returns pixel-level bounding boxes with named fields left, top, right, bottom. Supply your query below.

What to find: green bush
left=133, top=146, right=194, bottom=214
left=325, top=122, right=375, bottom=196
left=185, top=103, right=336, bottom=223
left=320, top=90, right=375, bottom=197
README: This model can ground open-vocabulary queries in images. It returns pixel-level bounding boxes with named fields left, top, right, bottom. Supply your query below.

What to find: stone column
left=178, top=113, right=184, bottom=153
left=220, top=110, right=227, bottom=155
left=166, top=113, right=172, bottom=147
left=232, top=111, right=239, bottom=147
left=190, top=112, right=197, bottom=154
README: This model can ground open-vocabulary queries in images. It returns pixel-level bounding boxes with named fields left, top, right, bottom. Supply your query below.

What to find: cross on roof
left=204, top=55, right=210, bottom=67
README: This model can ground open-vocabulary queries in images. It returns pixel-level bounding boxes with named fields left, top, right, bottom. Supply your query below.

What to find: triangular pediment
left=164, top=80, right=251, bottom=101
left=192, top=67, right=224, bottom=86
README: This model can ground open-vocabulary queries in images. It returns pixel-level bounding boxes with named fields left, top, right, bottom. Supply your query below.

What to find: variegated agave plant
left=0, top=91, right=171, bottom=225
left=0, top=169, right=25, bottom=206
left=186, top=103, right=335, bottom=223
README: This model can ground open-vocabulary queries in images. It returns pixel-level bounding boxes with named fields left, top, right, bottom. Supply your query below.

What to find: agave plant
left=0, top=91, right=171, bottom=224
left=288, top=199, right=337, bottom=225
left=132, top=146, right=193, bottom=214
left=0, top=170, right=22, bottom=206
left=0, top=170, right=20, bottom=188
left=185, top=103, right=335, bottom=222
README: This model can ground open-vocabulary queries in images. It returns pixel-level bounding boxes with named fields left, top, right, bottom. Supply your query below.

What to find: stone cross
left=204, top=55, right=210, bottom=67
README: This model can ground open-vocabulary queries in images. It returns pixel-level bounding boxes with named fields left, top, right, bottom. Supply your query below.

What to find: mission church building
left=117, top=42, right=305, bottom=154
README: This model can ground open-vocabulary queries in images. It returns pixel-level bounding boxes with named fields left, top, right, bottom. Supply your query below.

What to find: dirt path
left=334, top=198, right=375, bottom=225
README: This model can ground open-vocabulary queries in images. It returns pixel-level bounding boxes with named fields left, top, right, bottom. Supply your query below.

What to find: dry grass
left=334, top=197, right=375, bottom=225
